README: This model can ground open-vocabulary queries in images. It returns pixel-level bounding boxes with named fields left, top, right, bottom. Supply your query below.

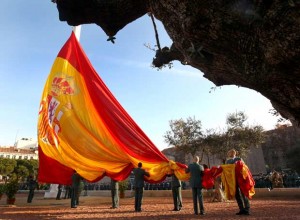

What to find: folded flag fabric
left=202, top=166, right=223, bottom=189
left=220, top=162, right=255, bottom=200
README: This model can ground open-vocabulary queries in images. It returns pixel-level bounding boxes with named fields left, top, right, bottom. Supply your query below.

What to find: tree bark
left=54, top=0, right=300, bottom=125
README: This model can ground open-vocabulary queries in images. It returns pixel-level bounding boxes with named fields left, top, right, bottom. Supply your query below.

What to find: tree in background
left=0, top=158, right=38, bottom=183
left=164, top=111, right=265, bottom=165
left=0, top=158, right=17, bottom=182
left=15, top=165, right=29, bottom=182
left=202, top=128, right=225, bottom=167
left=164, top=117, right=204, bottom=160
left=209, top=111, right=265, bottom=161
left=16, top=159, right=38, bottom=178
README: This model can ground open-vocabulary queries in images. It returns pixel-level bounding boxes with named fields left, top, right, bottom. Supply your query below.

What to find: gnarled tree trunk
left=54, top=0, right=300, bottom=125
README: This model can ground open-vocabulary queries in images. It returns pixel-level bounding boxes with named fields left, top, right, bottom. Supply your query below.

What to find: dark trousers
left=235, top=185, right=250, bottom=212
left=27, top=189, right=34, bottom=203
left=71, top=187, right=79, bottom=207
left=134, top=187, right=144, bottom=211
left=111, top=189, right=119, bottom=208
left=192, top=187, right=204, bottom=214
left=64, top=187, right=71, bottom=199
left=172, top=187, right=182, bottom=210
left=56, top=189, right=62, bottom=200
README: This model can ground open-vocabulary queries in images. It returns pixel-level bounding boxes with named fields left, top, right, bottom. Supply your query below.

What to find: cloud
left=160, top=66, right=204, bottom=78
left=94, top=55, right=205, bottom=79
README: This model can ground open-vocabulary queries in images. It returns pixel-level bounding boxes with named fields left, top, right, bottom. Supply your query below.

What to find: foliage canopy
left=164, top=111, right=265, bottom=165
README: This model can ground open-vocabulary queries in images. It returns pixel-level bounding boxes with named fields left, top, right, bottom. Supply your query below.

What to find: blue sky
left=0, top=1, right=280, bottom=150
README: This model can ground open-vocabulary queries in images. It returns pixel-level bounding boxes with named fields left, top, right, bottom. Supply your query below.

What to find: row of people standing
left=108, top=162, right=183, bottom=213
left=68, top=149, right=251, bottom=216
left=25, top=149, right=250, bottom=217
left=108, top=157, right=203, bottom=215
left=56, top=184, right=72, bottom=200
left=26, top=178, right=73, bottom=203
left=106, top=162, right=150, bottom=211
left=117, top=149, right=250, bottom=216
left=184, top=149, right=251, bottom=216
left=108, top=162, right=182, bottom=212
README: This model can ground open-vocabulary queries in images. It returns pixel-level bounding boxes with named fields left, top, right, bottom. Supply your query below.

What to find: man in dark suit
left=186, top=156, right=205, bottom=215
left=110, top=178, right=119, bottom=209
left=64, top=185, right=71, bottom=199
left=27, top=175, right=37, bottom=203
left=71, top=170, right=82, bottom=208
left=133, top=162, right=150, bottom=212
left=170, top=173, right=182, bottom=211
left=226, top=149, right=250, bottom=215
left=56, top=184, right=62, bottom=200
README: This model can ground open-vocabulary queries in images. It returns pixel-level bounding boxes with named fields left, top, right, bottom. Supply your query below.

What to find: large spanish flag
left=38, top=32, right=188, bottom=185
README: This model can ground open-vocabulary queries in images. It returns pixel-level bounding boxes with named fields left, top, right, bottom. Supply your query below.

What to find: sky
left=0, top=1, right=281, bottom=150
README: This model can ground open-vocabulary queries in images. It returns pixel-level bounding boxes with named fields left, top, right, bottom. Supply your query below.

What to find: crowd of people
left=254, top=170, right=300, bottom=189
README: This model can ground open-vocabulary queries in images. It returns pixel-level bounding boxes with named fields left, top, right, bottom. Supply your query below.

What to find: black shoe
left=244, top=211, right=250, bottom=215
left=236, top=210, right=249, bottom=215
left=236, top=211, right=244, bottom=215
left=71, top=206, right=77, bottom=208
left=200, top=211, right=206, bottom=215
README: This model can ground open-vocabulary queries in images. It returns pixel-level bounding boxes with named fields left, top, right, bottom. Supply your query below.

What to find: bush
left=5, top=180, right=19, bottom=199
left=0, top=184, right=5, bottom=194
left=119, top=180, right=128, bottom=193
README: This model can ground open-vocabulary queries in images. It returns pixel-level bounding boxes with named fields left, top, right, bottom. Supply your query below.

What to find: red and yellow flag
left=38, top=32, right=188, bottom=184
left=221, top=162, right=255, bottom=200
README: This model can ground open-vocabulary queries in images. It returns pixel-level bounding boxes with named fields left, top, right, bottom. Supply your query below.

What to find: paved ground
left=0, top=193, right=299, bottom=220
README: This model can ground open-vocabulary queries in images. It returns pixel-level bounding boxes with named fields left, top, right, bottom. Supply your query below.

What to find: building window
left=30, top=157, right=34, bottom=160
left=12, top=155, right=16, bottom=159
left=24, top=156, right=28, bottom=160
left=19, top=156, right=22, bottom=159
left=0, top=155, right=4, bottom=158
left=6, top=155, right=10, bottom=159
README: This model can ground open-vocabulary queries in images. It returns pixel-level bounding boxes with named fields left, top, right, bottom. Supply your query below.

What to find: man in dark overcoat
left=110, top=178, right=119, bottom=208
left=226, top=149, right=250, bottom=215
left=133, top=162, right=150, bottom=212
left=71, top=170, right=82, bottom=208
left=27, top=175, right=37, bottom=203
left=186, top=156, right=205, bottom=215
left=170, top=173, right=182, bottom=211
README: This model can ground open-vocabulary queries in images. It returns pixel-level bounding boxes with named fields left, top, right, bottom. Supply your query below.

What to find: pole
left=14, top=129, right=19, bottom=147
left=45, top=25, right=82, bottom=200
left=72, top=26, right=82, bottom=41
